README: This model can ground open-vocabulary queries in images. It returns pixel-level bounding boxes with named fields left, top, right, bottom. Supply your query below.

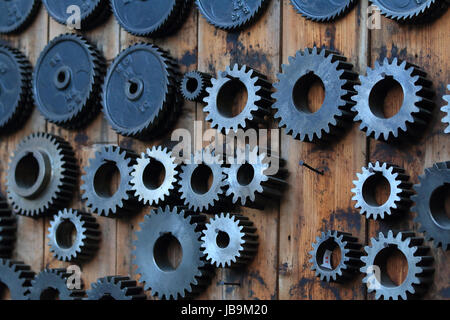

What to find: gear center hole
left=153, top=233, right=183, bottom=272
left=217, top=78, right=248, bottom=118
left=93, top=162, right=121, bottom=198
left=374, top=244, right=408, bottom=287
left=369, top=76, right=404, bottom=119
left=56, top=219, right=77, bottom=249
left=362, top=172, right=391, bottom=207
left=191, top=164, right=213, bottom=195
left=0, top=282, right=11, bottom=300
left=293, top=72, right=325, bottom=114
left=143, top=159, right=166, bottom=190
left=429, top=183, right=450, bottom=229
left=15, top=153, right=40, bottom=189
left=216, top=230, right=230, bottom=249
left=186, top=77, right=199, bottom=93
left=317, top=239, right=341, bottom=270
left=237, top=163, right=255, bottom=186
left=40, top=288, right=60, bottom=300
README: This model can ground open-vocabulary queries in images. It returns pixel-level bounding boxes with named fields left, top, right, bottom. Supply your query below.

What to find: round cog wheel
left=86, top=276, right=146, bottom=300
left=28, top=268, right=85, bottom=300
left=0, top=259, right=34, bottom=300
left=0, top=0, right=40, bottom=34
left=290, top=0, right=356, bottom=22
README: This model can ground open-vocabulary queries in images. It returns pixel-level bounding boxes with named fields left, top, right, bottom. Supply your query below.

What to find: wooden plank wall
left=0, top=0, right=448, bottom=300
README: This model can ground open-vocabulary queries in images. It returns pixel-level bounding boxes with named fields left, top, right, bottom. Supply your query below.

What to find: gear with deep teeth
left=361, top=230, right=434, bottom=300
left=290, top=0, right=356, bottom=22
left=370, top=0, right=448, bottom=23
left=28, top=268, right=85, bottom=300
left=0, top=0, right=40, bottom=34
left=272, top=47, right=357, bottom=142
left=0, top=44, right=33, bottom=134
left=6, top=133, right=78, bottom=217
left=201, top=213, right=258, bottom=268
left=81, top=145, right=139, bottom=217
left=352, top=57, right=434, bottom=142
left=33, top=33, right=105, bottom=129
left=203, top=64, right=273, bottom=133
left=86, top=276, right=146, bottom=300
left=133, top=206, right=211, bottom=300
left=309, top=230, right=362, bottom=283
left=0, top=198, right=16, bottom=259
left=442, top=85, right=450, bottom=134
left=180, top=70, right=212, bottom=102
left=352, top=162, right=413, bottom=220
left=0, top=259, right=34, bottom=300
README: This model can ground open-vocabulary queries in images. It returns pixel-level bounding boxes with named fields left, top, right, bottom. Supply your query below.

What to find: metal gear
left=33, top=33, right=105, bottom=129
left=370, top=0, right=447, bottom=23
left=0, top=198, right=16, bottom=259
left=412, top=162, right=450, bottom=250
left=133, top=206, right=211, bottom=300
left=201, top=213, right=258, bottom=268
left=6, top=133, right=78, bottom=217
left=196, top=0, right=269, bottom=31
left=178, top=148, right=227, bottom=212
left=361, top=230, right=434, bottom=300
left=203, top=64, right=273, bottom=133
left=102, top=43, right=181, bottom=140
left=180, top=70, right=212, bottom=102
left=0, top=44, right=33, bottom=134
left=0, top=0, right=40, bottom=34
left=131, top=146, right=179, bottom=207
left=86, top=276, right=146, bottom=300
left=272, top=47, right=357, bottom=142
left=48, top=208, right=100, bottom=262
left=352, top=57, right=434, bottom=142
left=442, top=85, right=450, bottom=134
left=309, top=230, right=362, bottom=283
left=352, top=162, right=412, bottom=220
left=81, top=145, right=139, bottom=217
left=290, top=0, right=356, bottom=22
left=0, top=259, right=34, bottom=300
left=28, top=268, right=85, bottom=300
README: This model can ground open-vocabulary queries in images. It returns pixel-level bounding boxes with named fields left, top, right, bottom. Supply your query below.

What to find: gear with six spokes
left=0, top=0, right=40, bottom=34
left=86, top=276, right=146, bottom=300
left=180, top=70, right=212, bottom=102
left=0, top=259, right=34, bottom=300
left=370, top=0, right=448, bottom=23
left=290, top=0, right=356, bottom=22
left=0, top=198, right=16, bottom=259
left=442, top=85, right=450, bottom=134
left=28, top=268, right=85, bottom=300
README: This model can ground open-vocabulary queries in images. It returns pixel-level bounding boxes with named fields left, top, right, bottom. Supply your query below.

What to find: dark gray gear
left=48, top=208, right=100, bottom=262
left=131, top=146, right=179, bottom=206
left=272, top=47, right=357, bottom=142
left=352, top=57, right=434, bottom=142
left=0, top=0, right=40, bottom=34
left=86, top=276, right=146, bottom=300
left=0, top=259, right=34, bottom=300
left=81, top=145, right=138, bottom=217
left=352, top=162, right=413, bottom=220
left=6, top=133, right=78, bottom=217
left=370, top=0, right=447, bottom=23
left=0, top=198, right=16, bottom=259
left=178, top=148, right=227, bottom=212
left=442, top=85, right=449, bottom=134
left=132, top=206, right=211, bottom=300
left=203, top=64, right=273, bottom=133
left=290, top=0, right=356, bottom=22
left=361, top=230, right=434, bottom=300
left=28, top=268, right=85, bottom=300
left=201, top=213, right=258, bottom=268
left=309, top=230, right=362, bottom=283
left=180, top=71, right=212, bottom=102
left=412, top=162, right=450, bottom=250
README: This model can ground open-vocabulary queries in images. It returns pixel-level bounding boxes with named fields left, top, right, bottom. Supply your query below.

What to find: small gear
left=6, top=133, right=78, bottom=217
left=0, top=198, right=16, bottom=259
left=33, top=33, right=105, bottom=129
left=102, top=43, right=181, bottom=140
left=272, top=47, right=357, bottom=142
left=48, top=208, right=100, bottom=262
left=203, top=64, right=273, bottom=133
left=201, top=213, right=258, bottom=268
left=370, top=0, right=447, bottom=23
left=178, top=148, right=227, bottom=212
left=309, top=230, right=362, bottom=283
left=86, top=276, right=146, bottom=300
left=442, top=85, right=449, bottom=134
left=290, top=0, right=356, bottom=22
left=0, top=259, right=34, bottom=300
left=352, top=162, right=413, bottom=220
left=81, top=145, right=139, bottom=217
left=0, top=44, right=33, bottom=134
left=196, top=0, right=269, bottom=30
left=361, top=231, right=434, bottom=300
left=0, top=0, right=40, bottom=34
left=28, top=268, right=85, bottom=300
left=412, top=162, right=450, bottom=250
left=180, top=71, right=212, bottom=102
left=352, top=57, right=434, bottom=142
left=131, top=146, right=179, bottom=206
left=133, top=206, right=211, bottom=300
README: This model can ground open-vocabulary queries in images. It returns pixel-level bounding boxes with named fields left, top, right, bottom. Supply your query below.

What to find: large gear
left=178, top=148, right=227, bottom=212
left=442, top=85, right=450, bottom=134
left=81, top=145, right=139, bottom=217
left=412, top=162, right=450, bottom=250
left=133, top=206, right=211, bottom=300
left=102, top=43, right=181, bottom=140
left=0, top=44, right=33, bottom=134
left=370, top=0, right=448, bottom=23
left=309, top=230, right=362, bottom=283
left=6, top=133, right=78, bottom=217
left=180, top=70, right=212, bottom=102
left=352, top=57, right=434, bottom=142
left=272, top=47, right=357, bottom=142
left=131, top=146, right=179, bottom=207
left=28, top=268, right=85, bottom=300
left=196, top=0, right=269, bottom=31
left=0, top=0, right=40, bottom=34
left=361, top=231, right=434, bottom=300
left=86, top=276, right=146, bottom=300
left=352, top=162, right=412, bottom=220
left=201, top=213, right=258, bottom=268
left=0, top=259, right=34, bottom=300
left=33, top=33, right=105, bottom=129
left=203, top=64, right=272, bottom=133
left=0, top=198, right=16, bottom=259
left=290, top=0, right=356, bottom=22
left=48, top=208, right=100, bottom=262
